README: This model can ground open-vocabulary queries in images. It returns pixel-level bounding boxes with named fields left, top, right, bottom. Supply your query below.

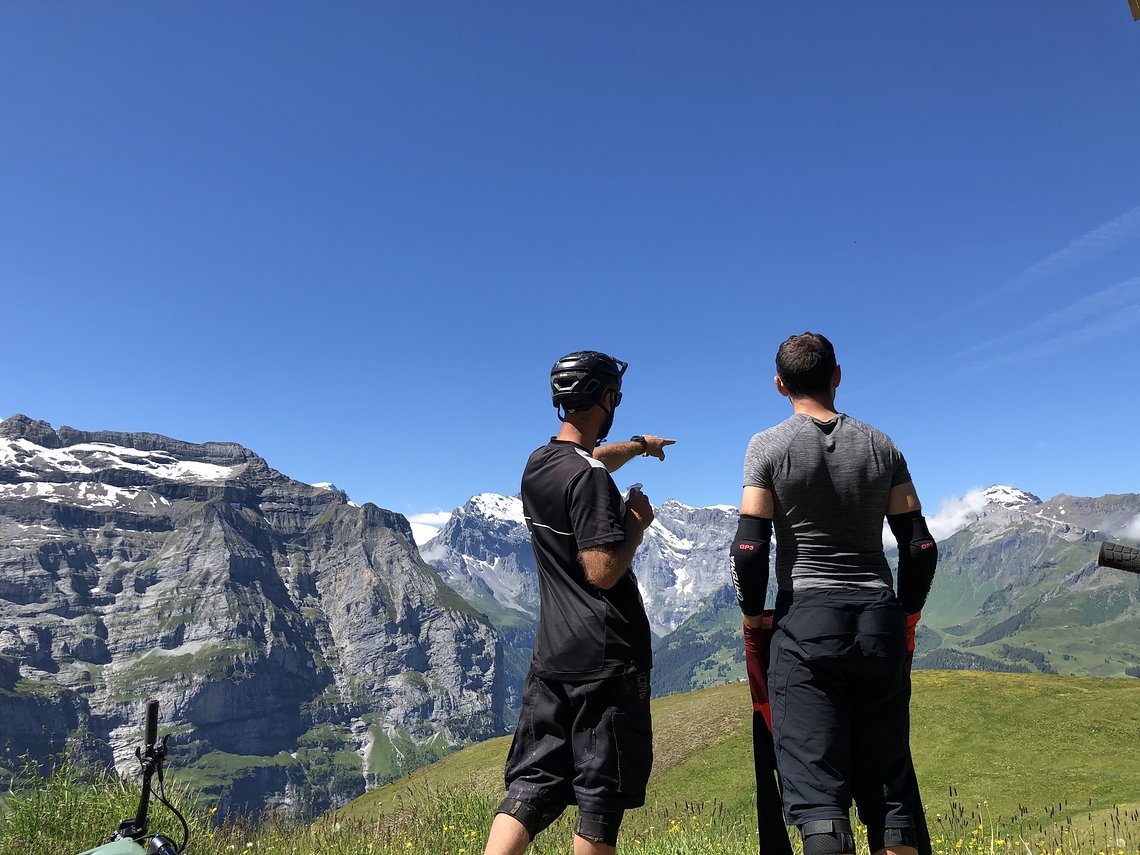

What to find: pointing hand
left=643, top=436, right=676, bottom=461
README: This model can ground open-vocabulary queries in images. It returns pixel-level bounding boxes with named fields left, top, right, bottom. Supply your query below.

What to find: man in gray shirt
left=731, top=333, right=937, bottom=855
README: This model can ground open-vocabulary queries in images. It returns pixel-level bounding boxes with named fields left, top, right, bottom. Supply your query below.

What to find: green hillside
left=654, top=529, right=1140, bottom=694
left=342, top=671, right=1140, bottom=833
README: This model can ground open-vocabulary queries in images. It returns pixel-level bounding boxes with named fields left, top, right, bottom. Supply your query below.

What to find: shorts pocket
left=783, top=605, right=857, bottom=658
left=855, top=602, right=906, bottom=659
left=612, top=712, right=653, bottom=804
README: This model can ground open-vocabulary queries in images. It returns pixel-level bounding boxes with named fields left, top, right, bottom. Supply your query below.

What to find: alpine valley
left=3, top=415, right=1139, bottom=816
left=421, top=485, right=1140, bottom=698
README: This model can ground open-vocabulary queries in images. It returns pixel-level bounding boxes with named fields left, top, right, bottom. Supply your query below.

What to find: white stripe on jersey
left=525, top=446, right=610, bottom=537
left=524, top=516, right=574, bottom=537
left=574, top=447, right=608, bottom=469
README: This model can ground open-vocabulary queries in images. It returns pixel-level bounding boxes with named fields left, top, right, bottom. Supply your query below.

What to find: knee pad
left=867, top=825, right=919, bottom=852
left=495, top=797, right=564, bottom=841
left=574, top=810, right=625, bottom=847
left=801, top=819, right=856, bottom=855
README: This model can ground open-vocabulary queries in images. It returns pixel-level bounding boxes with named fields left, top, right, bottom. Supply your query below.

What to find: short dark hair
left=775, top=332, right=837, bottom=397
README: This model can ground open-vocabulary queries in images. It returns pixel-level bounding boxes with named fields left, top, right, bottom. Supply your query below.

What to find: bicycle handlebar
left=1098, top=541, right=1140, bottom=574
left=144, top=699, right=158, bottom=750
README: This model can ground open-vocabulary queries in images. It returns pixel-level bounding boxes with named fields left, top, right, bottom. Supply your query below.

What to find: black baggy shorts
left=503, top=667, right=653, bottom=814
left=769, top=587, right=917, bottom=832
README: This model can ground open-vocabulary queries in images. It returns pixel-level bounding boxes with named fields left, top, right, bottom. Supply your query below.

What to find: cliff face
left=0, top=415, right=505, bottom=814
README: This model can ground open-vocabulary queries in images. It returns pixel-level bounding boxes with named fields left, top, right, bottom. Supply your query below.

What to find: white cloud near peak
left=409, top=511, right=453, bottom=526
left=926, top=489, right=988, bottom=541
left=408, top=511, right=453, bottom=547
left=884, top=487, right=987, bottom=548
left=1118, top=513, right=1140, bottom=540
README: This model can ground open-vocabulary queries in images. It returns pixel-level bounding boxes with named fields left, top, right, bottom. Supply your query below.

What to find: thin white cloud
left=956, top=277, right=1140, bottom=373
left=1013, top=205, right=1140, bottom=285
left=935, top=204, right=1140, bottom=327
left=956, top=277, right=1140, bottom=361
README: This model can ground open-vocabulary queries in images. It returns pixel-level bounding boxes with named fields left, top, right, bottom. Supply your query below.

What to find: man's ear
left=833, top=365, right=842, bottom=390
left=774, top=375, right=790, bottom=398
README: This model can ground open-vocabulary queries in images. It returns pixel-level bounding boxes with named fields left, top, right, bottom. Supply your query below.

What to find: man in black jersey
left=731, top=333, right=937, bottom=855
left=484, top=351, right=672, bottom=855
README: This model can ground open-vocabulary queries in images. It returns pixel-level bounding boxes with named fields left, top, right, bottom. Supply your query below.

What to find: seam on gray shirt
left=743, top=413, right=911, bottom=592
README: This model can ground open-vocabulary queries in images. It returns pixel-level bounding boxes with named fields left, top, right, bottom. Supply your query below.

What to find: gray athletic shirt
left=743, top=413, right=912, bottom=592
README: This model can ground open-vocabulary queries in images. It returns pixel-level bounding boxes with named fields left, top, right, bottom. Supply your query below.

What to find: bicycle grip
left=145, top=699, right=159, bottom=747
left=1098, top=541, right=1140, bottom=574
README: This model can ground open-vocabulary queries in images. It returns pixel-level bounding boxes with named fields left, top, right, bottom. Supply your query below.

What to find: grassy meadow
left=4, top=671, right=1139, bottom=855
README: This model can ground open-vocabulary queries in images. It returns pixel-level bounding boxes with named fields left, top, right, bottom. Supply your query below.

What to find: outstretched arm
left=594, top=435, right=676, bottom=473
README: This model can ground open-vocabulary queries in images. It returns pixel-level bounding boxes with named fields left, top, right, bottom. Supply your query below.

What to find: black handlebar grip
left=1098, top=541, right=1140, bottom=574
left=145, top=699, right=159, bottom=747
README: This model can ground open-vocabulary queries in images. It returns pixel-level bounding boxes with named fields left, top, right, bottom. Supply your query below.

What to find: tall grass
left=4, top=768, right=1138, bottom=855
left=1, top=756, right=205, bottom=854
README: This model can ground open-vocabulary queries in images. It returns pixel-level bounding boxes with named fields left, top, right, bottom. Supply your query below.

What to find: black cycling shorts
left=503, top=667, right=653, bottom=814
left=769, top=587, right=917, bottom=831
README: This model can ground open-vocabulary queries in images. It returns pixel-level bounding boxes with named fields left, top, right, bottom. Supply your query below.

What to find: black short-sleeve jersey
left=521, top=439, right=653, bottom=679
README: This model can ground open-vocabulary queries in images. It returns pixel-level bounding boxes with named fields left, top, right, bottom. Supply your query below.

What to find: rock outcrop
left=0, top=415, right=506, bottom=814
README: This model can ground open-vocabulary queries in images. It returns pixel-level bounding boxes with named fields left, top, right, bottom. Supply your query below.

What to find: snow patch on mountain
left=983, top=485, right=1043, bottom=509
left=0, top=482, right=172, bottom=508
left=0, top=437, right=240, bottom=483
left=896, top=485, right=1045, bottom=545
left=649, top=519, right=696, bottom=555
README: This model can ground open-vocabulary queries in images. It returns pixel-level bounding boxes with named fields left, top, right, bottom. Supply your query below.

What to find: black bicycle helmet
left=550, top=351, right=627, bottom=415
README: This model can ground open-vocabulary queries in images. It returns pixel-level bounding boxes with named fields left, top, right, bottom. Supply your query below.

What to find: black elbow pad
left=731, top=515, right=772, bottom=615
left=888, top=511, right=937, bottom=614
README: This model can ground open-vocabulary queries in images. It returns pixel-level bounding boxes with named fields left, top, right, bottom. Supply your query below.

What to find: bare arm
left=578, top=489, right=654, bottom=589
left=593, top=435, right=676, bottom=473
left=886, top=480, right=922, bottom=516
left=740, top=485, right=775, bottom=519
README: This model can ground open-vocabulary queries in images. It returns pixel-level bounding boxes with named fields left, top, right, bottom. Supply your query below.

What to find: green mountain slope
left=652, top=490, right=1140, bottom=694
left=341, top=671, right=1140, bottom=827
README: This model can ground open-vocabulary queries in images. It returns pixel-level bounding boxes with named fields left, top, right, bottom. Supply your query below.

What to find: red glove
left=743, top=613, right=776, bottom=729
left=905, top=611, right=921, bottom=672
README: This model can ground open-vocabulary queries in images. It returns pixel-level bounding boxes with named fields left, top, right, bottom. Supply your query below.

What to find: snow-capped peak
left=982, top=485, right=1042, bottom=509
left=659, top=499, right=736, bottom=514
left=468, top=493, right=525, bottom=524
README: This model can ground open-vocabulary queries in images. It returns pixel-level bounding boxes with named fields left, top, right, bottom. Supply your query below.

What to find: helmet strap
left=595, top=399, right=615, bottom=446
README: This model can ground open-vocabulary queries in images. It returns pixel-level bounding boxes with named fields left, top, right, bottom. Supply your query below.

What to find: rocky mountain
left=0, top=415, right=507, bottom=814
left=917, top=486, right=1140, bottom=675
left=419, top=494, right=537, bottom=717
left=420, top=494, right=537, bottom=628
left=653, top=485, right=1140, bottom=693
left=421, top=492, right=739, bottom=709
left=422, top=493, right=737, bottom=640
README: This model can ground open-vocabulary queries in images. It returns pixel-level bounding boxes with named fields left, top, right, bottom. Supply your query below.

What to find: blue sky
left=2, top=3, right=1138, bottom=532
